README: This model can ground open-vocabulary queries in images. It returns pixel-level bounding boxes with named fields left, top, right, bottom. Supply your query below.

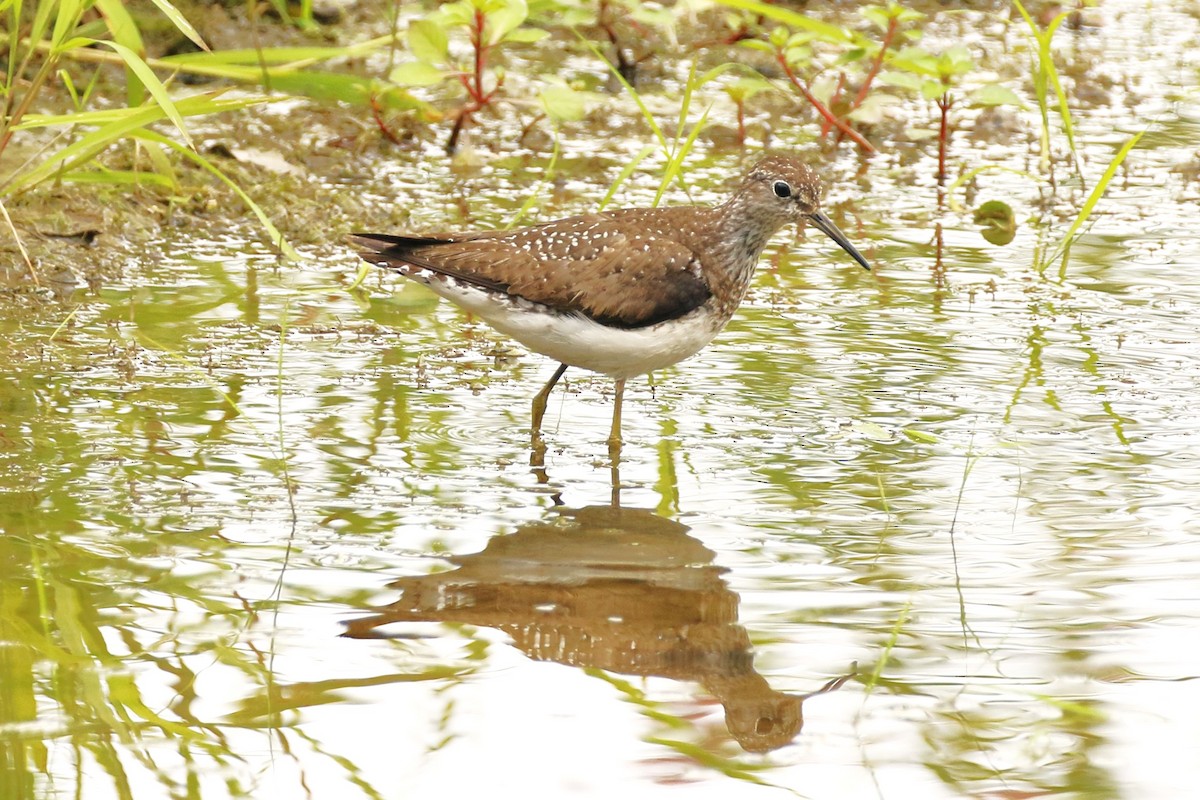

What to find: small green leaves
left=538, top=83, right=592, bottom=123
left=407, top=19, right=449, bottom=65
left=502, top=27, right=549, bottom=44
left=861, top=1, right=924, bottom=32
left=969, top=83, right=1024, bottom=109
left=390, top=61, right=446, bottom=87
left=974, top=200, right=1018, bottom=245
left=722, top=75, right=773, bottom=103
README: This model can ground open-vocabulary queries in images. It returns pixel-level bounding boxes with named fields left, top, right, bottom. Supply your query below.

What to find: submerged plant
left=387, top=0, right=558, bottom=153
left=883, top=45, right=1021, bottom=191
left=1012, top=0, right=1082, bottom=178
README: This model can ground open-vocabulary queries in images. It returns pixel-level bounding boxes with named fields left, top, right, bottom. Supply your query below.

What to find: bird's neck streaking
left=702, top=192, right=792, bottom=312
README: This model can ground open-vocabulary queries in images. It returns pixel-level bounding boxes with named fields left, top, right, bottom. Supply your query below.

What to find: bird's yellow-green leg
left=531, top=363, right=569, bottom=441
left=607, top=379, right=625, bottom=458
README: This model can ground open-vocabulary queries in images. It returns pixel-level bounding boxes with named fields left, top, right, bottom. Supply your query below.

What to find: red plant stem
left=471, top=8, right=487, bottom=102
left=370, top=96, right=404, bottom=144
left=447, top=9, right=500, bottom=153
left=937, top=92, right=951, bottom=187
left=777, top=53, right=875, bottom=153
left=822, top=72, right=847, bottom=138
left=850, top=16, right=898, bottom=113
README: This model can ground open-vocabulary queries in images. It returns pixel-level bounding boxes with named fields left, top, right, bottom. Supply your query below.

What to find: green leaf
left=876, top=70, right=923, bottom=92
left=144, top=0, right=209, bottom=51
left=484, top=0, right=528, bottom=46
left=846, top=93, right=900, bottom=124
left=714, top=0, right=853, bottom=44
left=1055, top=130, right=1145, bottom=276
left=85, top=38, right=193, bottom=148
left=135, top=130, right=301, bottom=262
left=738, top=39, right=775, bottom=53
left=920, top=79, right=947, bottom=100
left=973, top=199, right=1018, bottom=245
left=94, top=0, right=143, bottom=54
left=937, top=45, right=974, bottom=77
left=93, top=0, right=146, bottom=105
left=969, top=83, right=1024, bottom=108
left=538, top=85, right=587, bottom=122
left=784, top=44, right=813, bottom=67
left=407, top=18, right=449, bottom=64
left=15, top=91, right=270, bottom=130
left=723, top=75, right=773, bottom=101
left=389, top=61, right=447, bottom=87
left=861, top=6, right=889, bottom=30
left=435, top=0, right=475, bottom=27
left=502, top=26, right=548, bottom=43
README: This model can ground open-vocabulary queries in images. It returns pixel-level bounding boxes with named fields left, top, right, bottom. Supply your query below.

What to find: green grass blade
left=135, top=129, right=301, bottom=261
left=84, top=38, right=193, bottom=148
left=597, top=144, right=656, bottom=212
left=570, top=28, right=668, bottom=153
left=50, top=0, right=84, bottom=49
left=714, top=0, right=853, bottom=43
left=1041, top=12, right=1077, bottom=161
left=144, top=0, right=210, bottom=51
left=507, top=129, right=560, bottom=228
left=58, top=169, right=176, bottom=188
left=2, top=105, right=169, bottom=194
left=93, top=0, right=146, bottom=105
left=15, top=91, right=272, bottom=130
left=653, top=105, right=711, bottom=208
left=1053, top=130, right=1144, bottom=278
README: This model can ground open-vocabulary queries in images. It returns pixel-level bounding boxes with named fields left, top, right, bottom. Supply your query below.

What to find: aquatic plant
left=386, top=0, right=589, bottom=153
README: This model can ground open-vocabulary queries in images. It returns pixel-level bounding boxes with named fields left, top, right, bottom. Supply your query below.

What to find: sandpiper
left=351, top=153, right=870, bottom=454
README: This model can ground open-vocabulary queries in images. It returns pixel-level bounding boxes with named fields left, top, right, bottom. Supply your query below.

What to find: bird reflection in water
left=342, top=503, right=851, bottom=752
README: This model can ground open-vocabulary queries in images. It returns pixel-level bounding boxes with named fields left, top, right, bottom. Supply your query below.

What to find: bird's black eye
left=772, top=180, right=792, bottom=198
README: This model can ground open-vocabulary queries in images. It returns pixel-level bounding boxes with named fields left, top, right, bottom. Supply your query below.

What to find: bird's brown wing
left=350, top=215, right=712, bottom=329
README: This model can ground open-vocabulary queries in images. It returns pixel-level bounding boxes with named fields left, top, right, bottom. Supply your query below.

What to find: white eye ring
left=772, top=181, right=792, bottom=198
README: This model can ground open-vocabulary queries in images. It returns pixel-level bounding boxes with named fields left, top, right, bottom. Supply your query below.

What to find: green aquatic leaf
left=538, top=85, right=589, bottom=122
left=970, top=83, right=1024, bottom=108
left=390, top=61, right=448, bottom=87
left=408, top=18, right=449, bottom=65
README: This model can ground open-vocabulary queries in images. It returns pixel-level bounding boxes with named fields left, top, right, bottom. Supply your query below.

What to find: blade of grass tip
left=144, top=0, right=211, bottom=51
left=92, top=0, right=147, bottom=105
left=652, top=104, right=711, bottom=208
left=1054, top=129, right=1144, bottom=280
left=570, top=27, right=669, bottom=154
left=713, top=0, right=852, bottom=43
left=136, top=130, right=301, bottom=261
left=862, top=598, right=911, bottom=695
left=597, top=144, right=656, bottom=212
left=654, top=63, right=704, bottom=205
left=1012, top=0, right=1052, bottom=164
left=3, top=100, right=189, bottom=195
left=346, top=262, right=374, bottom=291
left=83, top=39, right=194, bottom=149
left=275, top=295, right=297, bottom=502
left=0, top=198, right=40, bottom=286
left=507, top=127, right=560, bottom=229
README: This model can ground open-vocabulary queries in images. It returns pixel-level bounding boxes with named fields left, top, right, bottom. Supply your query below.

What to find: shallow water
left=4, top=1, right=1200, bottom=798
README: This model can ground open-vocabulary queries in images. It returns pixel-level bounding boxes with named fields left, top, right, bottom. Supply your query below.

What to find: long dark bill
left=808, top=211, right=871, bottom=271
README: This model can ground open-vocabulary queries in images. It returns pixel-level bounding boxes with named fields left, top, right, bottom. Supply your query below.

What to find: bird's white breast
left=405, top=269, right=725, bottom=379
